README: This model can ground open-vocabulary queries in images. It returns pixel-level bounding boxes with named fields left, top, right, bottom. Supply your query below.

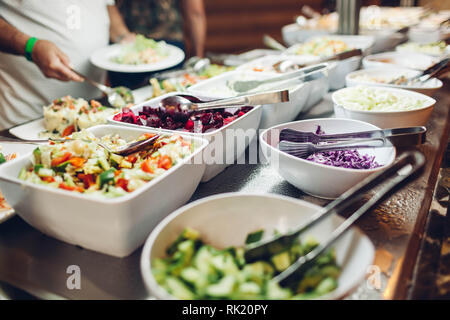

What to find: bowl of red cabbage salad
left=282, top=126, right=381, bottom=170
left=113, top=97, right=253, bottom=133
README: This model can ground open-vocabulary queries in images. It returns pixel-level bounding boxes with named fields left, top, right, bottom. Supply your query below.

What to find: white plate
left=0, top=142, right=37, bottom=223
left=141, top=193, right=375, bottom=300
left=90, top=43, right=185, bottom=73
left=8, top=87, right=154, bottom=140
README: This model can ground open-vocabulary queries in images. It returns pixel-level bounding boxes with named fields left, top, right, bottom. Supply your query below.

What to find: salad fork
left=244, top=151, right=425, bottom=287
left=279, top=126, right=426, bottom=147
left=278, top=138, right=387, bottom=159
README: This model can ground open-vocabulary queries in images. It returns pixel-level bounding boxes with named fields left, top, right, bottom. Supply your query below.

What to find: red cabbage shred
left=306, top=126, right=380, bottom=169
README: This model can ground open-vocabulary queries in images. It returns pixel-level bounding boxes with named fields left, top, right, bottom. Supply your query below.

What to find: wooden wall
left=203, top=0, right=383, bottom=54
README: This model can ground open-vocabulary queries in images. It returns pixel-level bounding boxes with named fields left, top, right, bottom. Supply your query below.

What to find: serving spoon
left=71, top=69, right=135, bottom=108
left=159, top=90, right=289, bottom=112
left=152, top=57, right=211, bottom=80
left=0, top=134, right=160, bottom=157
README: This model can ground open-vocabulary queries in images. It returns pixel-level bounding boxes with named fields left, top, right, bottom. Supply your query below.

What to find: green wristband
left=25, top=37, right=38, bottom=62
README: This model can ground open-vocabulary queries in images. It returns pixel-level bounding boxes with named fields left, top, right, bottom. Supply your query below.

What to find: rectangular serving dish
left=0, top=125, right=208, bottom=257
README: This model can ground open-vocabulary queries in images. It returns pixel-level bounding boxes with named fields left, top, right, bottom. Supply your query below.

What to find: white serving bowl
left=362, top=51, right=439, bottom=70
left=284, top=35, right=374, bottom=90
left=281, top=23, right=331, bottom=46
left=332, top=86, right=436, bottom=129
left=108, top=92, right=262, bottom=181
left=260, top=118, right=396, bottom=199
left=140, top=193, right=375, bottom=300
left=0, top=125, right=208, bottom=257
left=187, top=70, right=312, bottom=129
left=346, top=67, right=443, bottom=97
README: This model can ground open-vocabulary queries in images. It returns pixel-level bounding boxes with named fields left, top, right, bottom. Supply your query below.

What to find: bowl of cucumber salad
left=141, top=193, right=375, bottom=300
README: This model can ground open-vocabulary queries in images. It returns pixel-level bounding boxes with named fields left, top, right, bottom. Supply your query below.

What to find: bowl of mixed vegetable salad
left=0, top=125, right=208, bottom=257
left=141, top=193, right=375, bottom=299
left=332, top=86, right=436, bottom=129
left=260, top=118, right=395, bottom=199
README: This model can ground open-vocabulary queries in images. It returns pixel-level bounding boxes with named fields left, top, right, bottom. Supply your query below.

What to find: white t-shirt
left=0, top=0, right=114, bottom=130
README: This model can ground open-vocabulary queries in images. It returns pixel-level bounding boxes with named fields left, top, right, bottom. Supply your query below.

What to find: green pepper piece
left=0, top=153, right=6, bottom=164
left=99, top=168, right=116, bottom=189
left=34, top=164, right=44, bottom=173
left=54, top=161, right=70, bottom=172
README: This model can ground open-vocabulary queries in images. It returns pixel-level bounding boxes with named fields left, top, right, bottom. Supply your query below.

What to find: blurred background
left=201, top=0, right=450, bottom=54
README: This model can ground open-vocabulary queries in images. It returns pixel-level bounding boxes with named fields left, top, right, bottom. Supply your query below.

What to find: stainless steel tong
left=231, top=63, right=329, bottom=93
left=279, top=126, right=426, bottom=148
left=244, top=151, right=425, bottom=287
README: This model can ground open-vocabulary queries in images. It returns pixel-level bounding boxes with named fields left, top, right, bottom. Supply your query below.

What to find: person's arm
left=0, top=18, right=82, bottom=81
left=107, top=5, right=135, bottom=43
left=182, top=0, right=206, bottom=57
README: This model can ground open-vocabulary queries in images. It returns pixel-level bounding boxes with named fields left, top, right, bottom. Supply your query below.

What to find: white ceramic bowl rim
left=260, top=118, right=396, bottom=173
left=0, top=126, right=209, bottom=205
left=140, top=192, right=371, bottom=300
left=346, top=67, right=443, bottom=90
left=332, top=86, right=436, bottom=115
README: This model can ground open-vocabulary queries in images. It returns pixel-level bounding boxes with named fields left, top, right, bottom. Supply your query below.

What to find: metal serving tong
left=279, top=126, right=426, bottom=148
left=0, top=134, right=160, bottom=156
left=231, top=63, right=329, bottom=93
left=389, top=57, right=450, bottom=85
left=244, top=151, right=425, bottom=287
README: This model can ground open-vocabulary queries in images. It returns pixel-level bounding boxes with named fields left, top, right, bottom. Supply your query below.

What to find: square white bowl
left=107, top=92, right=263, bottom=181
left=260, top=118, right=396, bottom=199
left=0, top=125, right=208, bottom=257
left=141, top=193, right=375, bottom=300
left=187, top=70, right=312, bottom=129
left=362, top=51, right=440, bottom=71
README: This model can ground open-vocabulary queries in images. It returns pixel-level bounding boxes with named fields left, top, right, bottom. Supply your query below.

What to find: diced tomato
left=61, top=125, right=75, bottom=137
left=116, top=178, right=129, bottom=192
left=41, top=176, right=55, bottom=183
left=125, top=155, right=138, bottom=164
left=68, top=157, right=86, bottom=168
left=158, top=155, right=172, bottom=170
left=59, top=183, right=83, bottom=193
left=114, top=170, right=122, bottom=177
left=90, top=100, right=102, bottom=109
left=141, top=159, right=154, bottom=173
left=78, top=173, right=95, bottom=189
left=51, top=152, right=72, bottom=167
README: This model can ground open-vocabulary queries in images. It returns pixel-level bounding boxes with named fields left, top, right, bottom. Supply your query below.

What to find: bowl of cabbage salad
left=112, top=35, right=168, bottom=65
left=141, top=193, right=375, bottom=300
left=0, top=125, right=208, bottom=257
left=332, top=85, right=436, bottom=128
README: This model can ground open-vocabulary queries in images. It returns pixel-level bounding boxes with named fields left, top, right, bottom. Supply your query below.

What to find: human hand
left=118, top=32, right=136, bottom=44
left=31, top=40, right=83, bottom=82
